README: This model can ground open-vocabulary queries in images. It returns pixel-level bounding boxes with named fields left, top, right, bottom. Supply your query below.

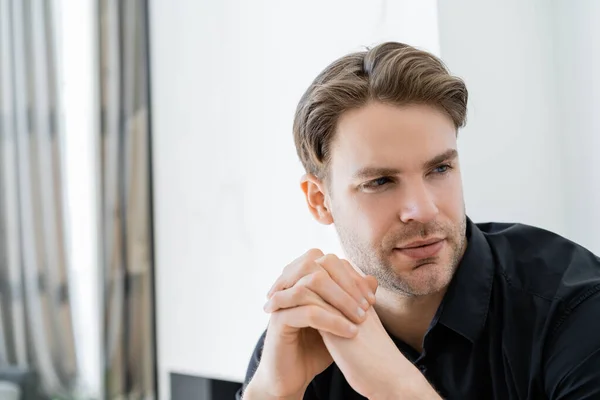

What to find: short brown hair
left=293, top=42, right=468, bottom=179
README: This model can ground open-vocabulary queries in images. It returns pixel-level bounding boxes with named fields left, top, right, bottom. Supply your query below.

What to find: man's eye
left=433, top=164, right=452, bottom=174
left=363, top=177, right=392, bottom=189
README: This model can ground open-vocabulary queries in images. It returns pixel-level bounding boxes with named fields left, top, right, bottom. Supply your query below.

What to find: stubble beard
left=335, top=215, right=467, bottom=297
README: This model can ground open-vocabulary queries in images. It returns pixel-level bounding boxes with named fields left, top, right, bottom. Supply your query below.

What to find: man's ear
left=300, top=174, right=334, bottom=225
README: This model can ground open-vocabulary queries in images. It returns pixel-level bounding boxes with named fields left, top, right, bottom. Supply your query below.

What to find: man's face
left=325, top=102, right=467, bottom=297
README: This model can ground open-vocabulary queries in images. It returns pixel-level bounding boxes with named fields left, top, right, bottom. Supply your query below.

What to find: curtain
left=0, top=0, right=156, bottom=398
left=99, top=0, right=156, bottom=399
left=0, top=0, right=78, bottom=397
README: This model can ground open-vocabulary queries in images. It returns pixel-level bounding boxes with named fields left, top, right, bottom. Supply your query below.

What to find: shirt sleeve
left=544, top=290, right=600, bottom=399
left=236, top=329, right=320, bottom=400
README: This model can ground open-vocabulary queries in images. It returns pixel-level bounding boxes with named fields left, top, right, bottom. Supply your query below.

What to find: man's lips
left=395, top=238, right=445, bottom=259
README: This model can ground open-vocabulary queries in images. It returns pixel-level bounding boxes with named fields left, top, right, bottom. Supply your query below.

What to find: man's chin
left=386, top=261, right=454, bottom=296
left=386, top=253, right=441, bottom=273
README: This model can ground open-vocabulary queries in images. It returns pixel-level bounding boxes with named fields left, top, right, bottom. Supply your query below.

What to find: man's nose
left=397, top=180, right=439, bottom=224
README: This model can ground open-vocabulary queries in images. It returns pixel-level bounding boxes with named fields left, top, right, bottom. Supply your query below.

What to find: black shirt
left=237, top=219, right=600, bottom=399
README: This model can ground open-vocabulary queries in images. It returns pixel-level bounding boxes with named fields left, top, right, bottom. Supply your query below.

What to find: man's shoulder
left=476, top=220, right=600, bottom=304
left=475, top=220, right=569, bottom=247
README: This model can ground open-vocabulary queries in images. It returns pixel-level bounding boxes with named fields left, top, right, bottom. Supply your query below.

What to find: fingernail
left=367, top=291, right=376, bottom=303
left=360, top=297, right=370, bottom=310
left=357, top=307, right=365, bottom=318
left=263, top=301, right=271, bottom=313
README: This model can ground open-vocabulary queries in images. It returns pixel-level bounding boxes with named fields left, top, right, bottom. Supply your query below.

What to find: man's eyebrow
left=352, top=166, right=402, bottom=180
left=351, top=149, right=458, bottom=180
left=423, top=149, right=458, bottom=170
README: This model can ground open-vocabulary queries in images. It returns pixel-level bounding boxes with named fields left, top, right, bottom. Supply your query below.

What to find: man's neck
left=374, top=286, right=447, bottom=353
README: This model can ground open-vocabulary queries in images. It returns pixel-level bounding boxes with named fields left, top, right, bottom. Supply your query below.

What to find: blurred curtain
left=99, top=0, right=156, bottom=399
left=0, top=0, right=156, bottom=398
left=0, top=0, right=77, bottom=398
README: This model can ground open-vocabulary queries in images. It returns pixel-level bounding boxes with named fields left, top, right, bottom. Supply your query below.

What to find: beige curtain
left=100, top=0, right=156, bottom=399
left=0, top=0, right=77, bottom=397
left=1, top=0, right=156, bottom=398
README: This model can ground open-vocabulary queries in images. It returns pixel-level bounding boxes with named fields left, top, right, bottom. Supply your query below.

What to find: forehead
left=330, top=102, right=457, bottom=176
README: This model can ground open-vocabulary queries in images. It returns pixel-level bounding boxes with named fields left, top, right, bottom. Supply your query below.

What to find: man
left=237, top=42, right=600, bottom=399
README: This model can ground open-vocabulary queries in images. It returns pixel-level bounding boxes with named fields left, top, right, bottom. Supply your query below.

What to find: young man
left=237, top=42, right=600, bottom=399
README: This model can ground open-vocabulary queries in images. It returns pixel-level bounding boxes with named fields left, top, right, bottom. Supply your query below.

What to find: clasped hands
left=248, top=249, right=438, bottom=400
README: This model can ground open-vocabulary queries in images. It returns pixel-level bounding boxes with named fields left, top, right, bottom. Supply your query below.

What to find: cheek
left=350, top=193, right=399, bottom=240
left=431, top=175, right=465, bottom=217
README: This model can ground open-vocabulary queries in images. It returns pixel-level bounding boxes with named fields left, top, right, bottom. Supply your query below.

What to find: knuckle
left=299, top=261, right=314, bottom=275
left=319, top=253, right=339, bottom=265
left=307, top=270, right=328, bottom=288
left=298, top=255, right=323, bottom=276
left=305, top=248, right=325, bottom=260
left=291, top=286, right=308, bottom=303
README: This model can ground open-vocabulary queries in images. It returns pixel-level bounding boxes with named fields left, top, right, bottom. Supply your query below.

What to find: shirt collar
left=438, top=217, right=495, bottom=343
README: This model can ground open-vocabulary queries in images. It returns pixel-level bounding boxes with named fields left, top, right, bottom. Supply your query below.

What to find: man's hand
left=245, top=249, right=377, bottom=399
left=320, top=307, right=442, bottom=399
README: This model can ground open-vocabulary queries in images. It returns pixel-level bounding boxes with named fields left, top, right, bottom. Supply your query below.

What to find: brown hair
left=293, top=42, right=468, bottom=180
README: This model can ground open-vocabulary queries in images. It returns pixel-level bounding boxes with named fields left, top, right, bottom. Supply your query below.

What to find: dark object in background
left=0, top=366, right=42, bottom=400
left=171, top=372, right=242, bottom=400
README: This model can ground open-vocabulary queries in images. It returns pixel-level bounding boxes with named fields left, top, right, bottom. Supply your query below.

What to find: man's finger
left=272, top=305, right=358, bottom=339
left=317, top=255, right=371, bottom=310
left=364, top=275, right=379, bottom=300
left=264, top=285, right=321, bottom=313
left=340, top=259, right=377, bottom=305
left=264, top=281, right=367, bottom=326
left=266, top=248, right=324, bottom=299
left=295, top=270, right=367, bottom=324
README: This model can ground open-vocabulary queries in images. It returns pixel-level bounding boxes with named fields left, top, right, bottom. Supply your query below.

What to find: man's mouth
left=395, top=238, right=445, bottom=259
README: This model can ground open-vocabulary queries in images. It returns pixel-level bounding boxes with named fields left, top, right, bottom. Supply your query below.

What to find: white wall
left=552, top=0, right=600, bottom=254
left=437, top=0, right=600, bottom=254
left=149, top=1, right=439, bottom=398
left=437, top=0, right=566, bottom=236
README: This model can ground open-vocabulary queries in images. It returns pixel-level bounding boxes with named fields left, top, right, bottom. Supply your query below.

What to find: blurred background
left=0, top=0, right=598, bottom=399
